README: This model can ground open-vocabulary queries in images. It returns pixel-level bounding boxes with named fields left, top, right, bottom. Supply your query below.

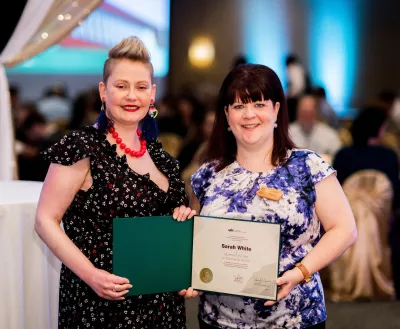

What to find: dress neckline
left=231, top=149, right=293, bottom=177
left=88, top=125, right=169, bottom=194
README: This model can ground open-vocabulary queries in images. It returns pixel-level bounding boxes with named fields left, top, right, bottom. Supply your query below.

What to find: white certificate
left=191, top=215, right=281, bottom=300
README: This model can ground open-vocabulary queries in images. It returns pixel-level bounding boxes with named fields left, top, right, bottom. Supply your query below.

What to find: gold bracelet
left=295, top=263, right=312, bottom=283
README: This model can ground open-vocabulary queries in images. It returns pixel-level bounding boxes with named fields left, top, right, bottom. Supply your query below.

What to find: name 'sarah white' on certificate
left=191, top=215, right=281, bottom=301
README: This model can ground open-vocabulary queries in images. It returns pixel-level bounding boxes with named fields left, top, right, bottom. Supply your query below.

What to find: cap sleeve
left=147, top=139, right=181, bottom=178
left=306, top=151, right=337, bottom=185
left=41, top=129, right=95, bottom=166
left=190, top=161, right=217, bottom=204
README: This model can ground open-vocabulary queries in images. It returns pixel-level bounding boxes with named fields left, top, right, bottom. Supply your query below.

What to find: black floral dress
left=42, top=125, right=188, bottom=329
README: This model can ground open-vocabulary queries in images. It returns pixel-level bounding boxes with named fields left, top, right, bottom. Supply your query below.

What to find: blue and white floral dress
left=190, top=149, right=336, bottom=329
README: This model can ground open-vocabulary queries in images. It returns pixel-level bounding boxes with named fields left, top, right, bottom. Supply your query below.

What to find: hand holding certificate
left=113, top=215, right=281, bottom=300
left=191, top=215, right=281, bottom=301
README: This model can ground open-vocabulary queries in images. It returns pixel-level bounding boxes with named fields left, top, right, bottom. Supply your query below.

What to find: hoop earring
left=101, top=101, right=106, bottom=112
left=149, top=103, right=158, bottom=118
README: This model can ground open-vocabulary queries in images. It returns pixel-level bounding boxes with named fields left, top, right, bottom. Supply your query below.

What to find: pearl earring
left=227, top=126, right=232, bottom=131
left=274, top=123, right=278, bottom=128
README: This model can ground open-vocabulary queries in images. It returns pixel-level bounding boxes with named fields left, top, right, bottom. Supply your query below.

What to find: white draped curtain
left=0, top=0, right=103, bottom=180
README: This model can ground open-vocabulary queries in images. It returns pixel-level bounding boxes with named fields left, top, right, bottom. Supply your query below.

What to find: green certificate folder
left=113, top=216, right=193, bottom=296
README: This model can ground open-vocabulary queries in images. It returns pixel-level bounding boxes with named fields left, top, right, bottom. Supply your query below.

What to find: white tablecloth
left=0, top=181, right=61, bottom=329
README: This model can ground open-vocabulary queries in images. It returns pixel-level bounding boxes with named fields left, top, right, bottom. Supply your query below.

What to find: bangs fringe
left=224, top=72, right=274, bottom=106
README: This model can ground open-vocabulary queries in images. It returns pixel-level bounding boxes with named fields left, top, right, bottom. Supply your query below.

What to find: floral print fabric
left=42, top=125, right=187, bottom=329
left=191, top=149, right=336, bottom=329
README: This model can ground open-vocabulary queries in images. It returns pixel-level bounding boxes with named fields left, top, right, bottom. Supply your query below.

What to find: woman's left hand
left=178, top=287, right=203, bottom=299
left=173, top=205, right=196, bottom=221
left=264, top=267, right=304, bottom=306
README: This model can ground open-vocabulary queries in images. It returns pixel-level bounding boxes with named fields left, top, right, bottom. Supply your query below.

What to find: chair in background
left=329, top=169, right=395, bottom=301
left=180, top=142, right=207, bottom=197
left=338, top=126, right=353, bottom=147
left=319, top=153, right=332, bottom=165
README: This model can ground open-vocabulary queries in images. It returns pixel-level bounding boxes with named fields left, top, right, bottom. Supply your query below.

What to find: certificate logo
left=200, top=268, right=213, bottom=283
left=228, top=228, right=246, bottom=233
left=233, top=274, right=243, bottom=283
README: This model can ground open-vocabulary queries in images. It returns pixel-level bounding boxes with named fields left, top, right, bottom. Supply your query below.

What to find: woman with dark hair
left=180, top=64, right=357, bottom=328
left=68, top=87, right=102, bottom=130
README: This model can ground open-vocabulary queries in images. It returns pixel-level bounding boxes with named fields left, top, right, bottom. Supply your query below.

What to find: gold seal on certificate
left=191, top=215, right=281, bottom=301
left=200, top=268, right=213, bottom=283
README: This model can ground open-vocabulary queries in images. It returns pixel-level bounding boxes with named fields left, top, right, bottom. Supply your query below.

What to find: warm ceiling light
left=188, top=36, right=215, bottom=69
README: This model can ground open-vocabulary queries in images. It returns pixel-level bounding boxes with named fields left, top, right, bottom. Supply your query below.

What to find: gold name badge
left=256, top=186, right=283, bottom=201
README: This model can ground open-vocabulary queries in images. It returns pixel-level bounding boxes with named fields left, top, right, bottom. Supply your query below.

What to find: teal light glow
left=308, top=0, right=359, bottom=116
left=242, top=0, right=289, bottom=85
left=6, top=0, right=170, bottom=77
left=6, top=45, right=108, bottom=75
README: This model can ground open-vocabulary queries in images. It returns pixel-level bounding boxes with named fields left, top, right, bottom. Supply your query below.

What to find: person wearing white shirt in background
left=314, top=87, right=340, bottom=129
left=286, top=60, right=306, bottom=99
left=37, top=83, right=72, bottom=123
left=289, top=94, right=342, bottom=162
left=285, top=54, right=312, bottom=123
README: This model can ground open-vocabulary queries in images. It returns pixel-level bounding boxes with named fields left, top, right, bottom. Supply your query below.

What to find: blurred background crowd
left=2, top=0, right=400, bottom=324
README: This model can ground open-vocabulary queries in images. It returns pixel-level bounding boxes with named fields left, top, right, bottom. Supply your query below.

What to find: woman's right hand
left=86, top=268, right=132, bottom=300
left=173, top=205, right=196, bottom=221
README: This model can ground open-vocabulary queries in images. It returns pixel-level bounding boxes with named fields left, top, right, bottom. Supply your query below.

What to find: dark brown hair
left=201, top=63, right=294, bottom=171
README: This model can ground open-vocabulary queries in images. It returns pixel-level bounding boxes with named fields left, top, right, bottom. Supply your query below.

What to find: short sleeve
left=147, top=140, right=181, bottom=178
left=306, top=151, right=337, bottom=185
left=41, top=129, right=94, bottom=166
left=190, top=161, right=217, bottom=203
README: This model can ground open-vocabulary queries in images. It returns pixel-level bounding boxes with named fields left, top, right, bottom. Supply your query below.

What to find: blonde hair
left=103, top=36, right=154, bottom=83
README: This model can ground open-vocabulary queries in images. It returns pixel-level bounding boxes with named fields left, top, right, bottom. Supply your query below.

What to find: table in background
left=0, top=181, right=61, bottom=329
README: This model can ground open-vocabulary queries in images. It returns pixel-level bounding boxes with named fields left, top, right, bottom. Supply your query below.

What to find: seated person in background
left=181, top=109, right=216, bottom=196
left=37, top=83, right=72, bottom=124
left=289, top=94, right=342, bottom=159
left=175, top=95, right=206, bottom=170
left=285, top=54, right=312, bottom=123
left=333, top=106, right=400, bottom=300
left=313, top=86, right=340, bottom=129
left=177, top=107, right=215, bottom=175
left=333, top=106, right=399, bottom=203
left=154, top=94, right=184, bottom=136
left=376, top=90, right=400, bottom=158
left=17, top=110, right=63, bottom=181
left=10, top=84, right=21, bottom=125
left=391, top=95, right=400, bottom=131
left=68, top=87, right=101, bottom=130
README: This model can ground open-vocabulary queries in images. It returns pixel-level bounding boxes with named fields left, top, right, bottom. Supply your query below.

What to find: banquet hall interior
left=0, top=0, right=399, bottom=328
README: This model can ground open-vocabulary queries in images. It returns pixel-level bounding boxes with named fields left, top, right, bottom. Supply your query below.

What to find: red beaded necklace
left=108, top=127, right=147, bottom=158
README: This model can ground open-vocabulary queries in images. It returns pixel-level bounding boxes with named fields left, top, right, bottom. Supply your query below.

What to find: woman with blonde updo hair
left=35, top=36, right=196, bottom=328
